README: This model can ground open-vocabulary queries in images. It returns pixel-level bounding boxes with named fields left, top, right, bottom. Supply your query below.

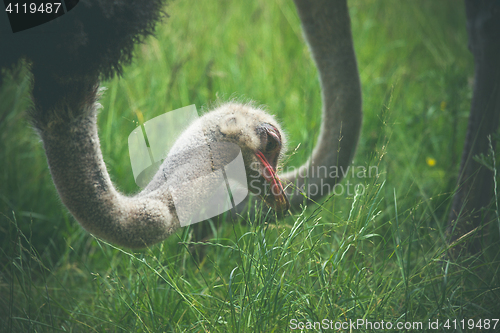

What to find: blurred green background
left=2, top=0, right=498, bottom=331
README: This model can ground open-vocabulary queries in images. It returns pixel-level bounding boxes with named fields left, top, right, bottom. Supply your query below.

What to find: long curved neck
left=282, top=0, right=362, bottom=207
left=35, top=79, right=179, bottom=248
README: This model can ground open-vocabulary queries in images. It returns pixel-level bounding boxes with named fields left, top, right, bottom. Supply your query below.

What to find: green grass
left=1, top=0, right=500, bottom=331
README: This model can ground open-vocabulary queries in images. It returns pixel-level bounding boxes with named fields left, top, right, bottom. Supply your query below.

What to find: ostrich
left=1, top=0, right=498, bottom=251
left=1, top=0, right=361, bottom=248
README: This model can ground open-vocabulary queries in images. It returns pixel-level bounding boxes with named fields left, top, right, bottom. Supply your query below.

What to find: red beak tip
left=255, top=150, right=289, bottom=213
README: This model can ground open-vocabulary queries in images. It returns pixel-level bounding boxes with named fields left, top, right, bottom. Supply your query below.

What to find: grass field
left=1, top=0, right=500, bottom=331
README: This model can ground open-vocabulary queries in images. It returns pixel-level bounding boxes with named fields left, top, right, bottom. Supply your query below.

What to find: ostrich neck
left=38, top=87, right=179, bottom=248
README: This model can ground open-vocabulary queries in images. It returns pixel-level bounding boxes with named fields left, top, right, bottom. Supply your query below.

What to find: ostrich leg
left=283, top=0, right=362, bottom=207
left=448, top=0, right=500, bottom=253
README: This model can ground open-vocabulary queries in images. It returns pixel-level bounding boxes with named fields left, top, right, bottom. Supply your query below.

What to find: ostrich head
left=157, top=103, right=290, bottom=215
left=210, top=103, right=289, bottom=213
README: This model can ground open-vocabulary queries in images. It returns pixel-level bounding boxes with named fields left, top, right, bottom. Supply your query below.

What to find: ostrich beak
left=255, top=150, right=290, bottom=213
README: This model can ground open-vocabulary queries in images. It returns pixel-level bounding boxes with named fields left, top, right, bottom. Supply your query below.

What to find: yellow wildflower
left=426, top=157, right=436, bottom=167
left=440, top=101, right=446, bottom=111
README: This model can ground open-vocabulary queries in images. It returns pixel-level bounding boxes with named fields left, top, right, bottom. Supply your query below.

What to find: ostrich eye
left=265, top=134, right=278, bottom=152
left=259, top=123, right=281, bottom=153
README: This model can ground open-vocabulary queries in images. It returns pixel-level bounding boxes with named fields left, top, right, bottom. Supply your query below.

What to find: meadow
left=1, top=0, right=499, bottom=331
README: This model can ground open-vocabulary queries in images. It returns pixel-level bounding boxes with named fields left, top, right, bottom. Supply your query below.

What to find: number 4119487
left=444, top=319, right=498, bottom=330
left=5, top=2, right=62, bottom=14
